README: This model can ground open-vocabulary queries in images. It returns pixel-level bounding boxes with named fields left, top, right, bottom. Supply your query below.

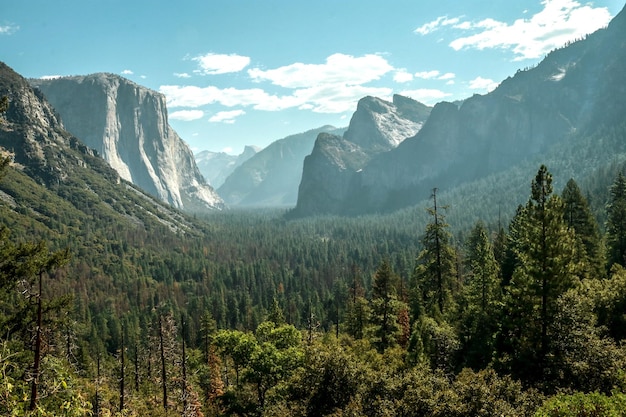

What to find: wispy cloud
left=414, top=70, right=441, bottom=80
left=468, top=76, right=499, bottom=92
left=121, top=69, right=134, bottom=75
left=193, top=53, right=251, bottom=75
left=209, top=110, right=246, bottom=124
left=399, top=89, right=452, bottom=105
left=414, top=16, right=461, bottom=35
left=0, top=23, right=19, bottom=35
left=417, top=0, right=612, bottom=61
left=414, top=70, right=456, bottom=82
left=169, top=110, right=204, bottom=121
left=174, top=72, right=191, bottom=78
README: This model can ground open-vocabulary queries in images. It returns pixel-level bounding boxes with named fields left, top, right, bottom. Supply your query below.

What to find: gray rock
left=30, top=73, right=223, bottom=211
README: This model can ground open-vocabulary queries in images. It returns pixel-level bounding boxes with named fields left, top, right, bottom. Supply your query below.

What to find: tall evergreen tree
left=499, top=165, right=581, bottom=382
left=561, top=178, right=603, bottom=277
left=460, top=221, right=501, bottom=368
left=370, top=259, right=402, bottom=352
left=606, top=172, right=626, bottom=269
left=412, top=189, right=457, bottom=318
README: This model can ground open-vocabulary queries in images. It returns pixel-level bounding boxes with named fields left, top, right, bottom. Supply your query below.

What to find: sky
left=1, top=0, right=624, bottom=155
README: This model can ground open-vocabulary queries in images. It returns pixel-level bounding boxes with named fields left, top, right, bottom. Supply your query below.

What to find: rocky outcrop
left=195, top=145, right=259, bottom=189
left=218, top=126, right=344, bottom=207
left=293, top=95, right=431, bottom=216
left=30, top=74, right=223, bottom=211
left=0, top=62, right=99, bottom=185
left=294, top=3, right=626, bottom=216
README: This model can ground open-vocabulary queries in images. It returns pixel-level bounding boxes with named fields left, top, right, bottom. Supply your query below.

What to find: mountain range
left=2, top=2, right=625, bottom=222
left=292, top=3, right=626, bottom=216
left=195, top=146, right=259, bottom=189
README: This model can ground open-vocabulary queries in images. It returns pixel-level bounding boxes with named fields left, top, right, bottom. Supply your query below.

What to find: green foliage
left=561, top=178, right=604, bottom=277
left=499, top=165, right=583, bottom=383
left=606, top=172, right=626, bottom=269
left=536, top=392, right=626, bottom=417
left=369, top=259, right=404, bottom=352
left=412, top=190, right=458, bottom=318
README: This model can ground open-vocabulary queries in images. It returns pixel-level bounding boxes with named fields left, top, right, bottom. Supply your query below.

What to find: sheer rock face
left=31, top=74, right=223, bottom=211
left=218, top=126, right=344, bottom=207
left=293, top=95, right=431, bottom=216
left=294, top=4, right=626, bottom=216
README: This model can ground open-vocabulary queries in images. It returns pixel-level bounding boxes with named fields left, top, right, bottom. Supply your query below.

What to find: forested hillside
left=3, top=100, right=626, bottom=417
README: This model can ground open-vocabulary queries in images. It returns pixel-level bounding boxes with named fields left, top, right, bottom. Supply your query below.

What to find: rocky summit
left=293, top=95, right=431, bottom=216
left=30, top=74, right=223, bottom=212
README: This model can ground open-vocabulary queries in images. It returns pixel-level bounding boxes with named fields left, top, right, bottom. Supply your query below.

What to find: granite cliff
left=30, top=74, right=223, bottom=211
left=294, top=95, right=431, bottom=216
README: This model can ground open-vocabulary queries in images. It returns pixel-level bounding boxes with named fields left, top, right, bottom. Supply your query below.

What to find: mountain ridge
left=293, top=3, right=626, bottom=216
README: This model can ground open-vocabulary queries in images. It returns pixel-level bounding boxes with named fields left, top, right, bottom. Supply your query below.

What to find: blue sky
left=2, top=0, right=623, bottom=155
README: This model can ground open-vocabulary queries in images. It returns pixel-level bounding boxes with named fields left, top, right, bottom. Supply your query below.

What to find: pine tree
left=370, top=259, right=402, bottom=352
left=499, top=165, right=581, bottom=382
left=606, top=172, right=626, bottom=269
left=561, top=178, right=603, bottom=277
left=412, top=188, right=458, bottom=318
left=460, top=221, right=501, bottom=368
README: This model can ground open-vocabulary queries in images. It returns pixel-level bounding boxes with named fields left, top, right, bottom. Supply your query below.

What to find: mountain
left=294, top=95, right=431, bottom=216
left=0, top=61, right=194, bottom=235
left=195, top=145, right=259, bottom=188
left=217, top=126, right=345, bottom=207
left=294, top=4, right=626, bottom=216
left=29, top=73, right=223, bottom=212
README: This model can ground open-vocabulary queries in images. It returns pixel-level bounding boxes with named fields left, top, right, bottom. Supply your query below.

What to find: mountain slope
left=295, top=3, right=626, bottom=216
left=218, top=126, right=344, bottom=207
left=195, top=146, right=259, bottom=188
left=30, top=74, right=223, bottom=212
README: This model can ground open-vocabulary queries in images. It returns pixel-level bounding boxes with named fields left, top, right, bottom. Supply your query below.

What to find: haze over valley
left=1, top=1, right=626, bottom=415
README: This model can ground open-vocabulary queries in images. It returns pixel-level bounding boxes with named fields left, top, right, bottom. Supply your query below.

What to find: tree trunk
left=29, top=271, right=44, bottom=411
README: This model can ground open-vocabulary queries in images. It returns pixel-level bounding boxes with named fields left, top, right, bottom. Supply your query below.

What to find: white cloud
left=193, top=53, right=251, bottom=75
left=222, top=146, right=234, bottom=154
left=163, top=53, right=396, bottom=114
left=448, top=0, right=612, bottom=60
left=169, top=110, right=204, bottom=121
left=209, top=110, right=246, bottom=124
left=438, top=72, right=456, bottom=80
left=160, top=85, right=280, bottom=108
left=400, top=88, right=452, bottom=105
left=248, top=53, right=393, bottom=88
left=174, top=72, right=191, bottom=78
left=0, top=24, right=19, bottom=35
left=415, top=16, right=461, bottom=35
left=394, top=70, right=414, bottom=83
left=121, top=69, right=133, bottom=75
left=469, top=76, right=499, bottom=91
left=415, top=70, right=441, bottom=79
left=40, top=75, right=62, bottom=80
